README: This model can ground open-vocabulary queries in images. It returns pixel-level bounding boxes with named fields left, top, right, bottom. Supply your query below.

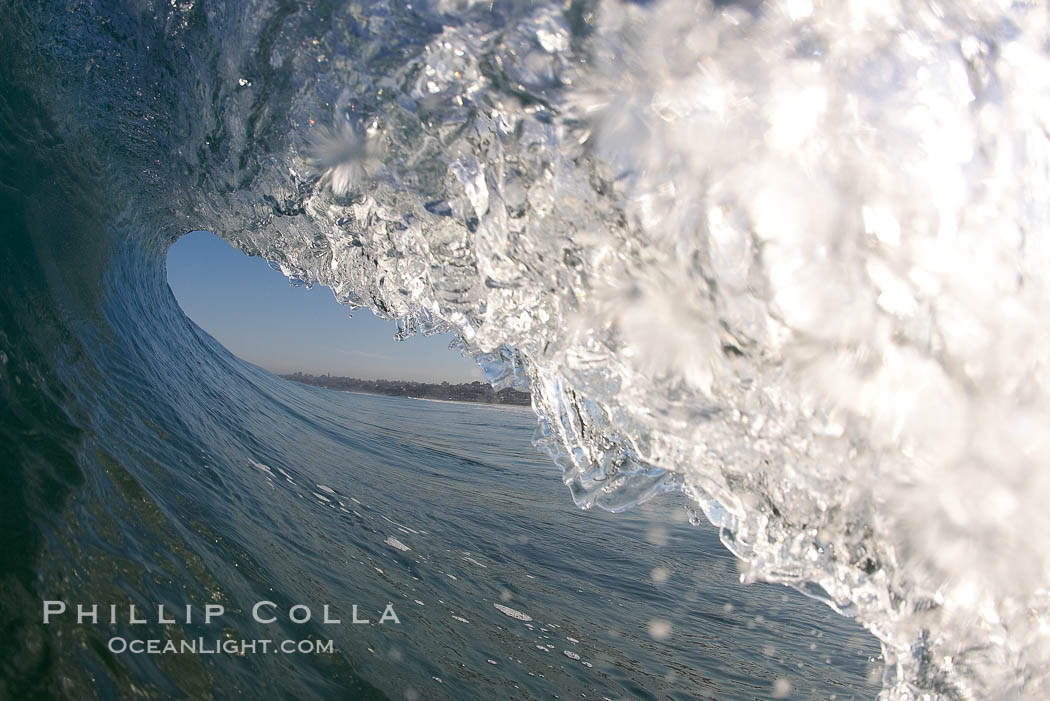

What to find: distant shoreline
left=280, top=373, right=531, bottom=407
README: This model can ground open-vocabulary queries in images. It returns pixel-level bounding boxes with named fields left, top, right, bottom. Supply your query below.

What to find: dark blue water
left=9, top=331, right=882, bottom=700
left=184, top=387, right=882, bottom=700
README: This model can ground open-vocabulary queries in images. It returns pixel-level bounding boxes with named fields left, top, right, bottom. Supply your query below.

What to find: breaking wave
left=3, top=0, right=1049, bottom=698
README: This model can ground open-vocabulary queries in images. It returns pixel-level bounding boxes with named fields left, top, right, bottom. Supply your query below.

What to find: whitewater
left=2, top=0, right=1049, bottom=698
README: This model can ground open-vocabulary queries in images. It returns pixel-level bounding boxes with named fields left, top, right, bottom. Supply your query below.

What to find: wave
left=3, top=0, right=1049, bottom=698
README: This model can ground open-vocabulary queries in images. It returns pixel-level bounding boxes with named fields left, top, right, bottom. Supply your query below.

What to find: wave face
left=3, top=0, right=1049, bottom=698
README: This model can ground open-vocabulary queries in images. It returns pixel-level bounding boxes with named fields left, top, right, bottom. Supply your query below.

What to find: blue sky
left=166, top=231, right=483, bottom=383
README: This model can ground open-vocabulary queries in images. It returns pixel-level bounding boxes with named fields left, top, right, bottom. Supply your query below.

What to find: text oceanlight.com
left=107, top=637, right=335, bottom=655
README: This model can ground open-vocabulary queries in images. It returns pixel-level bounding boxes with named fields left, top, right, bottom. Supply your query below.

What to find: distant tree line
left=281, top=373, right=531, bottom=406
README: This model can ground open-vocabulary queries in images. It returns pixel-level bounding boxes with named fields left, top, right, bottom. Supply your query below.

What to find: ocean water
left=3, top=0, right=1050, bottom=698
left=2, top=353, right=884, bottom=699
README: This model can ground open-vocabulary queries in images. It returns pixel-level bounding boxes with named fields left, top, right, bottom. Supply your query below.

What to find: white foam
left=493, top=604, right=532, bottom=622
left=384, top=536, right=411, bottom=552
